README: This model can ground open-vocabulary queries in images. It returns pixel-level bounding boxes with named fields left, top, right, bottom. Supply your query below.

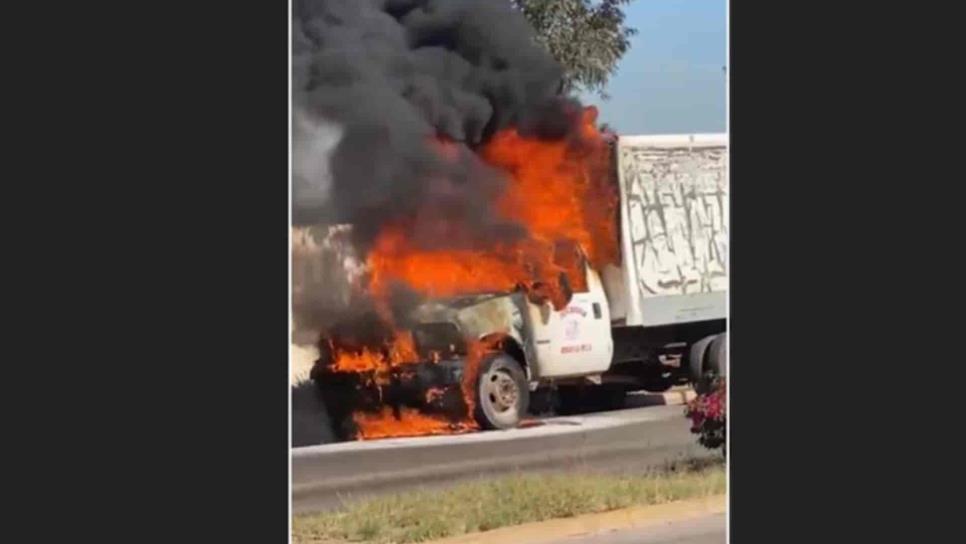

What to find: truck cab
left=523, top=252, right=613, bottom=382
left=401, top=242, right=615, bottom=429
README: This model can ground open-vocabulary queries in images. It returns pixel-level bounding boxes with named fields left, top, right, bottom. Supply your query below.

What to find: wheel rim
left=482, top=368, right=519, bottom=413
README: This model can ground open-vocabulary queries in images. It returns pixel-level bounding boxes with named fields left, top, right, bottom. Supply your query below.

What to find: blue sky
left=578, top=0, right=726, bottom=135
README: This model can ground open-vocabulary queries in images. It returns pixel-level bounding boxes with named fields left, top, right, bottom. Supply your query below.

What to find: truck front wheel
left=474, top=354, right=530, bottom=430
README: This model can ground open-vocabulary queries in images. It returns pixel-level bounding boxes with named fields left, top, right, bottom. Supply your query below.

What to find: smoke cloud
left=292, top=0, right=584, bottom=342
left=293, top=112, right=342, bottom=222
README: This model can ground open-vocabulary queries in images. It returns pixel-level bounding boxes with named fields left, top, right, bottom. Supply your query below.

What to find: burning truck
left=296, top=131, right=728, bottom=440
left=292, top=0, right=727, bottom=441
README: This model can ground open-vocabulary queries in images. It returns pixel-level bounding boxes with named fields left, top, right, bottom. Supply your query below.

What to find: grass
left=292, top=458, right=725, bottom=544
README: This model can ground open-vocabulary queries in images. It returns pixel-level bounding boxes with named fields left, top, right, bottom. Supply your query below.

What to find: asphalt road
left=544, top=513, right=725, bottom=544
left=293, top=399, right=715, bottom=513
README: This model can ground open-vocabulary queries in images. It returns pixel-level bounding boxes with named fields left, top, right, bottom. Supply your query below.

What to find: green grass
left=293, top=458, right=725, bottom=544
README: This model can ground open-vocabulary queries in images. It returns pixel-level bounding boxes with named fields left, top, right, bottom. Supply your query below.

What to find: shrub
left=684, top=377, right=726, bottom=454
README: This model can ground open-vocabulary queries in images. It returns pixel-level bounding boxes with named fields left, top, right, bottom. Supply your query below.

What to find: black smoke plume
left=292, top=0, right=583, bottom=340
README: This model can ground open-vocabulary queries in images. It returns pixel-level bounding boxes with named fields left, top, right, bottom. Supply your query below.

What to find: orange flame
left=353, top=407, right=478, bottom=440
left=484, top=107, right=619, bottom=272
left=460, top=336, right=499, bottom=419
left=326, top=329, right=418, bottom=373
left=349, top=337, right=498, bottom=440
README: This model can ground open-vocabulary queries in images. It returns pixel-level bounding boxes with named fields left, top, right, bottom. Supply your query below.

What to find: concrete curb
left=423, top=494, right=726, bottom=544
left=659, top=389, right=696, bottom=405
left=622, top=387, right=695, bottom=409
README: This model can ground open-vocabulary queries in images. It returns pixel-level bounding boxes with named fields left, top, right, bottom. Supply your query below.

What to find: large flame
left=325, top=335, right=497, bottom=440
left=327, top=107, right=618, bottom=440
left=325, top=330, right=418, bottom=374
left=485, top=107, right=619, bottom=273
left=368, top=107, right=618, bottom=310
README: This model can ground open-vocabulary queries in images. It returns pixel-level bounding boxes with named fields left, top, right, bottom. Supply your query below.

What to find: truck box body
left=603, top=134, right=728, bottom=328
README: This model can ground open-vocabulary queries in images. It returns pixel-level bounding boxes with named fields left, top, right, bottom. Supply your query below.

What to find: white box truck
left=310, top=133, right=728, bottom=434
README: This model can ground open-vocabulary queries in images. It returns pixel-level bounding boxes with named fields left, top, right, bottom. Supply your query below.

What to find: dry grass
left=293, top=459, right=725, bottom=544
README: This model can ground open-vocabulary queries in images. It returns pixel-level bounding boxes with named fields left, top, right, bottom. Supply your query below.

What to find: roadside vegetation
left=293, top=458, right=724, bottom=544
left=684, top=377, right=727, bottom=454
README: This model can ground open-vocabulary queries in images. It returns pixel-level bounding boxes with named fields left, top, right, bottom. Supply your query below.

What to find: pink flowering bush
left=684, top=377, right=726, bottom=454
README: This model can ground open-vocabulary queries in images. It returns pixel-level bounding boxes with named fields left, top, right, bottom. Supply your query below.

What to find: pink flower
left=684, top=377, right=726, bottom=451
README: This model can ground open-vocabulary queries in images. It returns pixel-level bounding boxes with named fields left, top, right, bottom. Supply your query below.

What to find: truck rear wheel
left=692, top=333, right=727, bottom=394
left=689, top=335, right=716, bottom=393
left=708, top=333, right=727, bottom=379
left=474, top=354, right=530, bottom=430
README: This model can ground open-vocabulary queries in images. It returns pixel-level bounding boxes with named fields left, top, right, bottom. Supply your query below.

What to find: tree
left=513, top=0, right=637, bottom=98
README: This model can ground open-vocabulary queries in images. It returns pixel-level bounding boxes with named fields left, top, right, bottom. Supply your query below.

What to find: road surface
left=545, top=513, right=725, bottom=544
left=293, top=398, right=715, bottom=513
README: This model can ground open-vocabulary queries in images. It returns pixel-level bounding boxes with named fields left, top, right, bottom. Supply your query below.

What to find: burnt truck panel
left=409, top=292, right=537, bottom=378
left=411, top=293, right=527, bottom=346
left=608, top=134, right=728, bottom=327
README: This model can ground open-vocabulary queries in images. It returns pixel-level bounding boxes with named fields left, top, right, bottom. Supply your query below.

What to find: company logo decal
left=561, top=344, right=592, bottom=354
left=560, top=305, right=587, bottom=318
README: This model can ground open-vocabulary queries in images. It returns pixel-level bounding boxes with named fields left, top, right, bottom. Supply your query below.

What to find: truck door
left=528, top=242, right=613, bottom=379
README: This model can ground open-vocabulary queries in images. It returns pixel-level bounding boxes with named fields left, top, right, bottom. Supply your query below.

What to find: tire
left=708, top=333, right=727, bottom=379
left=689, top=335, right=716, bottom=392
left=474, top=354, right=530, bottom=430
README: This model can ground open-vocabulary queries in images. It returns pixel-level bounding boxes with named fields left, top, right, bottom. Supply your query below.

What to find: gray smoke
left=293, top=111, right=342, bottom=222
